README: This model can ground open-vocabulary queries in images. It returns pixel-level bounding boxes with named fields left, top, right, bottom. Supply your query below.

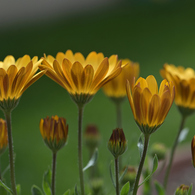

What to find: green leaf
left=0, top=185, right=8, bottom=195
left=0, top=180, right=12, bottom=194
left=120, top=182, right=130, bottom=195
left=138, top=155, right=158, bottom=187
left=31, top=185, right=44, bottom=195
left=83, top=148, right=98, bottom=171
left=109, top=160, right=116, bottom=187
left=42, top=168, right=52, bottom=195
left=154, top=181, right=165, bottom=195
left=137, top=134, right=144, bottom=158
left=178, top=128, right=189, bottom=143
left=187, top=184, right=193, bottom=195
left=16, top=184, right=21, bottom=195
left=63, top=189, right=70, bottom=195
left=119, top=167, right=128, bottom=183
left=74, top=185, right=79, bottom=195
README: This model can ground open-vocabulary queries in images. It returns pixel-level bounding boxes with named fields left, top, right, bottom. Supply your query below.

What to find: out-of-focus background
left=0, top=0, right=195, bottom=194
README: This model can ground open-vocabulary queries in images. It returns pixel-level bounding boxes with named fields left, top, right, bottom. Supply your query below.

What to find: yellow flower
left=40, top=50, right=122, bottom=105
left=161, top=64, right=195, bottom=116
left=0, top=55, right=45, bottom=111
left=102, top=59, right=139, bottom=99
left=191, top=135, right=195, bottom=167
left=40, top=116, right=68, bottom=153
left=126, top=75, right=175, bottom=134
left=0, top=118, right=8, bottom=155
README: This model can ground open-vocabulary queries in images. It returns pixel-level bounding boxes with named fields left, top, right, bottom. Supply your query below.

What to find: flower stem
left=52, top=152, right=57, bottom=195
left=133, top=134, right=150, bottom=195
left=78, top=105, right=85, bottom=195
left=115, top=158, right=120, bottom=195
left=4, top=110, right=17, bottom=195
left=163, top=115, right=186, bottom=189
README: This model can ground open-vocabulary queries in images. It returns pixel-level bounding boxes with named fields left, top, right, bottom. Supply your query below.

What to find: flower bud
left=108, top=128, right=127, bottom=159
left=174, top=184, right=190, bottom=195
left=39, top=116, right=68, bottom=153
left=150, top=143, right=167, bottom=161
left=84, top=124, right=100, bottom=150
left=191, top=136, right=195, bottom=167
left=90, top=177, right=104, bottom=194
left=121, top=166, right=137, bottom=187
left=0, top=119, right=8, bottom=155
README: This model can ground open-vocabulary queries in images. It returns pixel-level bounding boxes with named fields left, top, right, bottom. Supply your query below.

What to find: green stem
left=133, top=134, right=150, bottom=195
left=52, top=152, right=57, bottom=195
left=78, top=105, right=85, bottom=195
left=163, top=115, right=186, bottom=189
left=115, top=158, right=119, bottom=195
left=4, top=110, right=17, bottom=195
left=0, top=157, right=2, bottom=180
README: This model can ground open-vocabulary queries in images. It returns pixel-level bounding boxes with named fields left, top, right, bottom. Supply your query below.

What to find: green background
left=0, top=0, right=195, bottom=194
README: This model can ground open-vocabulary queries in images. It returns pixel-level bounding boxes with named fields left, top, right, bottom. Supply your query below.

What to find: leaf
left=74, top=185, right=79, bottom=195
left=137, top=134, right=144, bottom=158
left=83, top=148, right=98, bottom=171
left=0, top=185, right=8, bottom=195
left=16, top=184, right=21, bottom=195
left=31, top=185, right=44, bottom=195
left=119, top=167, right=128, bottom=183
left=109, top=160, right=116, bottom=187
left=187, top=184, right=193, bottom=195
left=42, top=168, right=52, bottom=195
left=63, top=189, right=70, bottom=195
left=0, top=180, right=12, bottom=194
left=120, top=182, right=130, bottom=195
left=154, top=181, right=165, bottom=195
left=138, top=155, right=158, bottom=187
left=178, top=128, right=189, bottom=143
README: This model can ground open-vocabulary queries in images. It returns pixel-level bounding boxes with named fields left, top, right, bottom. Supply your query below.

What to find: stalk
left=133, top=134, right=150, bottom=195
left=52, top=152, right=57, bottom=195
left=4, top=110, right=17, bottom=195
left=78, top=105, right=85, bottom=195
left=163, top=115, right=186, bottom=189
left=115, top=158, right=120, bottom=195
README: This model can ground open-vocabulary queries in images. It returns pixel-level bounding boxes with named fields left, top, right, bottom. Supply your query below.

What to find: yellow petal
left=133, top=85, right=142, bottom=123
left=146, top=75, right=158, bottom=95
left=82, top=65, right=94, bottom=93
left=65, top=50, right=75, bottom=64
left=135, top=77, right=148, bottom=89
left=148, top=94, right=161, bottom=126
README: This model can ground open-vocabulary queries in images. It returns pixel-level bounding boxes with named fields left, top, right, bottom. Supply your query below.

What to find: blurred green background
left=0, top=0, right=195, bottom=194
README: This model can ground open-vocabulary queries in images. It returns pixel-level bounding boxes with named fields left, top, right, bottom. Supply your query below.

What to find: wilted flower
left=0, top=119, right=8, bottom=155
left=126, top=75, right=175, bottom=134
left=108, top=128, right=127, bottom=158
left=40, top=50, right=122, bottom=106
left=102, top=59, right=139, bottom=99
left=84, top=124, right=100, bottom=150
left=161, top=64, right=195, bottom=116
left=174, top=184, right=190, bottom=195
left=0, top=55, right=44, bottom=111
left=191, top=136, right=195, bottom=167
left=39, top=116, right=68, bottom=153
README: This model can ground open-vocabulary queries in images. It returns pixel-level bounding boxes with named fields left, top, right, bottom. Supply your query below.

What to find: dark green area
left=0, top=1, right=195, bottom=194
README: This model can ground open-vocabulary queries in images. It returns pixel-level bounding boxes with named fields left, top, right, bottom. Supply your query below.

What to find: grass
left=0, top=0, right=195, bottom=194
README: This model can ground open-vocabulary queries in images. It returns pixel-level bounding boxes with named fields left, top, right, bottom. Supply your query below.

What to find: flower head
left=191, top=135, right=195, bottom=167
left=0, top=119, right=8, bottom=155
left=40, top=116, right=68, bottom=153
left=174, top=184, right=190, bottom=195
left=107, top=128, right=127, bottom=158
left=84, top=124, right=100, bottom=150
left=126, top=75, right=175, bottom=134
left=0, top=55, right=44, bottom=111
left=40, top=50, right=122, bottom=105
left=161, top=64, right=195, bottom=116
left=102, top=59, right=139, bottom=99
